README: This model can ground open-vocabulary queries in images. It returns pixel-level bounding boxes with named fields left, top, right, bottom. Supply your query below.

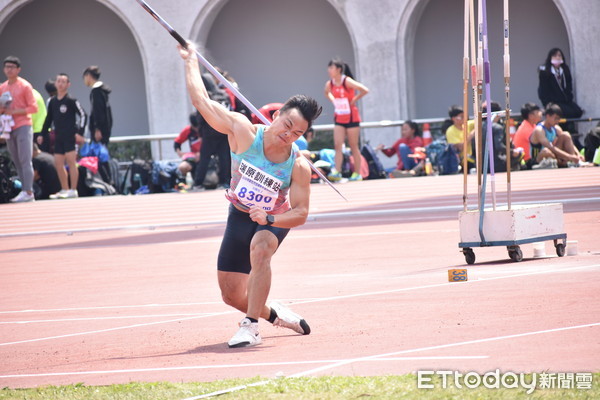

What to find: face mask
left=551, top=58, right=563, bottom=67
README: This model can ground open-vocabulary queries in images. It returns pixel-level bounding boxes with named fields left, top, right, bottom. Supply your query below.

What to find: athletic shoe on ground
left=327, top=170, right=342, bottom=182
left=10, top=191, right=34, bottom=203
left=270, top=301, right=311, bottom=335
left=228, top=318, right=261, bottom=348
left=66, top=189, right=78, bottom=198
left=532, top=158, right=556, bottom=170
left=349, top=172, right=363, bottom=181
left=49, top=189, right=69, bottom=199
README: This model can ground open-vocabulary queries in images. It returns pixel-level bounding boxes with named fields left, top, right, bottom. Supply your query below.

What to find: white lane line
left=182, top=322, right=599, bottom=399
left=288, top=322, right=600, bottom=378
left=0, top=264, right=597, bottom=347
left=0, top=356, right=489, bottom=379
left=290, top=264, right=600, bottom=307
left=0, top=312, right=234, bottom=347
left=2, top=197, right=598, bottom=238
left=0, top=314, right=212, bottom=324
left=0, top=302, right=223, bottom=315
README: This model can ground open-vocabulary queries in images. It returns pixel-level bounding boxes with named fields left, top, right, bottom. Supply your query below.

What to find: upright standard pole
left=462, top=0, right=470, bottom=212
left=476, top=0, right=484, bottom=201
left=504, top=0, right=512, bottom=210
left=481, top=0, right=497, bottom=211
left=469, top=0, right=479, bottom=202
left=135, top=0, right=348, bottom=201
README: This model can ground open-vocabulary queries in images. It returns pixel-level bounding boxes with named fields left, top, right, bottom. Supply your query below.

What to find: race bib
left=234, top=159, right=282, bottom=211
left=333, top=97, right=351, bottom=115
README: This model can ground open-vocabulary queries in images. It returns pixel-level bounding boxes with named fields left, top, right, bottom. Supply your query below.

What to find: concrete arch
left=400, top=0, right=571, bottom=121
left=189, top=0, right=356, bottom=124
left=0, top=0, right=149, bottom=137
left=396, top=0, right=432, bottom=119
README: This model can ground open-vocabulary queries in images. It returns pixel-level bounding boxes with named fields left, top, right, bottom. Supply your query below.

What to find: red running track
left=0, top=167, right=599, bottom=389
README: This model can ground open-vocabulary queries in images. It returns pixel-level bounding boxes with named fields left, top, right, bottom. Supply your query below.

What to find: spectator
left=251, top=102, right=283, bottom=125
left=376, top=120, right=424, bottom=176
left=0, top=55, right=38, bottom=203
left=445, top=105, right=475, bottom=169
left=530, top=103, right=583, bottom=169
left=41, top=73, right=87, bottom=199
left=36, top=79, right=57, bottom=153
left=192, top=74, right=233, bottom=190
left=31, top=88, right=47, bottom=152
left=83, top=65, right=112, bottom=144
left=481, top=101, right=523, bottom=173
left=513, top=102, right=542, bottom=166
left=215, top=67, right=251, bottom=121
left=32, top=143, right=61, bottom=200
left=174, top=111, right=202, bottom=180
left=324, top=58, right=369, bottom=181
left=538, top=48, right=583, bottom=136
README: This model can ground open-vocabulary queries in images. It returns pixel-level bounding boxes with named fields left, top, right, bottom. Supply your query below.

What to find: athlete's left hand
left=248, top=206, right=268, bottom=225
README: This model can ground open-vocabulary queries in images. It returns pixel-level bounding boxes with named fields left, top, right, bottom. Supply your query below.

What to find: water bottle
left=425, top=158, right=433, bottom=176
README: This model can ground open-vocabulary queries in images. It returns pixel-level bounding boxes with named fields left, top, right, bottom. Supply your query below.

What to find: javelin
left=135, top=0, right=348, bottom=201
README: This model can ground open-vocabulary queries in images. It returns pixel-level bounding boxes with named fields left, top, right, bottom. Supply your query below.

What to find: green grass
left=1, top=374, right=598, bottom=400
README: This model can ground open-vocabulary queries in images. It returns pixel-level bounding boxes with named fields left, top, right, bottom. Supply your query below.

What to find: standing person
left=324, top=58, right=369, bottom=181
left=31, top=88, right=47, bottom=152
left=179, top=42, right=321, bottom=348
left=538, top=48, right=582, bottom=120
left=41, top=73, right=87, bottom=199
left=192, top=74, right=234, bottom=190
left=36, top=79, right=57, bottom=153
left=83, top=66, right=112, bottom=145
left=0, top=56, right=38, bottom=203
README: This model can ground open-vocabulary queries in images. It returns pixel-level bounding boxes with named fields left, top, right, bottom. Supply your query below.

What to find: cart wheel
left=463, top=248, right=476, bottom=265
left=556, top=243, right=566, bottom=257
left=509, top=247, right=523, bottom=262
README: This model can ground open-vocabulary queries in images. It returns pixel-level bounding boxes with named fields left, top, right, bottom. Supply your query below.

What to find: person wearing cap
left=0, top=55, right=39, bottom=202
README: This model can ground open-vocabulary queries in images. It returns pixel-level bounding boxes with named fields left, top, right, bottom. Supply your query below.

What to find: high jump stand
left=457, top=0, right=567, bottom=265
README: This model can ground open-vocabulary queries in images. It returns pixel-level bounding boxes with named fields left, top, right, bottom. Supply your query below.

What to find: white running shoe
left=66, top=189, right=78, bottom=198
left=10, top=191, right=35, bottom=203
left=270, top=301, right=311, bottom=335
left=228, top=318, right=262, bottom=348
left=49, top=189, right=69, bottom=199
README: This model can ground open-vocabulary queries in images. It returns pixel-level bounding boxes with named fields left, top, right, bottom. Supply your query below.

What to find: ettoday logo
left=417, top=370, right=593, bottom=394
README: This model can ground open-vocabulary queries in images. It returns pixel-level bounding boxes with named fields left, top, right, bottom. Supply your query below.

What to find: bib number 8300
left=237, top=187, right=273, bottom=204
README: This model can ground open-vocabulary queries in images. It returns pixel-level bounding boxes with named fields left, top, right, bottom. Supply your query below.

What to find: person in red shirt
left=513, top=102, right=542, bottom=165
left=377, top=121, right=424, bottom=176
left=324, top=59, right=369, bottom=181
left=251, top=102, right=283, bottom=125
left=173, top=112, right=202, bottom=178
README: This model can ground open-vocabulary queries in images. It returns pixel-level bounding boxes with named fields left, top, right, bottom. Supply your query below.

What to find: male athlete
left=179, top=42, right=322, bottom=348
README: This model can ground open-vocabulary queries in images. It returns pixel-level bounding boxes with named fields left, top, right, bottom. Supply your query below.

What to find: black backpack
left=361, top=143, right=387, bottom=179
left=0, top=154, right=16, bottom=203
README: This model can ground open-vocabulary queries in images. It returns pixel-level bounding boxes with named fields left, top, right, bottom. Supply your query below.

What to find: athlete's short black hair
left=279, top=95, right=322, bottom=130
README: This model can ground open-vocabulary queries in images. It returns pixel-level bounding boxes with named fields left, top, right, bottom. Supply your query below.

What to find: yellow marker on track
left=448, top=268, right=468, bottom=282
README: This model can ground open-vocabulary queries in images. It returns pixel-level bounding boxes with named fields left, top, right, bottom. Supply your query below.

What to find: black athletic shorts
left=334, top=121, right=360, bottom=128
left=54, top=133, right=76, bottom=155
left=217, top=204, right=290, bottom=274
